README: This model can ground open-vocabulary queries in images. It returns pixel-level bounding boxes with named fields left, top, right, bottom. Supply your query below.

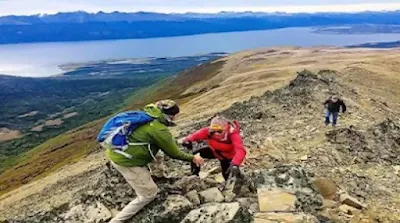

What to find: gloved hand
left=178, top=138, right=193, bottom=150
left=226, top=165, right=241, bottom=179
left=182, top=140, right=192, bottom=148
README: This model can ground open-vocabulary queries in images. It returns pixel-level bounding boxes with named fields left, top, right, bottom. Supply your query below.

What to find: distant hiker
left=99, top=100, right=204, bottom=223
left=324, top=95, right=347, bottom=127
left=179, top=116, right=246, bottom=181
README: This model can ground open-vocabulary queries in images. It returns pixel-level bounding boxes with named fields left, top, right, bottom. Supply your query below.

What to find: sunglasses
left=211, top=130, right=224, bottom=134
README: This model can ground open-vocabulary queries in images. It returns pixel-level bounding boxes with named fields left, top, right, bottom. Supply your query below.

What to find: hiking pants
left=325, top=110, right=339, bottom=126
left=109, top=162, right=158, bottom=223
left=191, top=146, right=232, bottom=180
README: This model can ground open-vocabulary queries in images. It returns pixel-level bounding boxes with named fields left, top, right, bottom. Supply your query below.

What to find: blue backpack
left=97, top=111, right=155, bottom=159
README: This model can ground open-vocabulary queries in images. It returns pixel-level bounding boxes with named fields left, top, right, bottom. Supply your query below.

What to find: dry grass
left=44, top=118, right=63, bottom=126
left=0, top=128, right=22, bottom=142
left=63, top=112, right=78, bottom=119
left=18, top=111, right=38, bottom=118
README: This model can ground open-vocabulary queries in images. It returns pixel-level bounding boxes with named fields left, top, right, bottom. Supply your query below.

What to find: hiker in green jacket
left=107, top=100, right=204, bottom=223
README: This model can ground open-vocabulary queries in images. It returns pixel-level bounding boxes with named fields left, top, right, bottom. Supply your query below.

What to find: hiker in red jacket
left=179, top=116, right=246, bottom=180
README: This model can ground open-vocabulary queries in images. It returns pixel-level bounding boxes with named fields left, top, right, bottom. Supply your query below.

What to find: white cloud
left=1, top=1, right=400, bottom=15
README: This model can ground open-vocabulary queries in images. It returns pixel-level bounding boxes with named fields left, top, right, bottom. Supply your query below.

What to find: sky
left=1, top=0, right=400, bottom=16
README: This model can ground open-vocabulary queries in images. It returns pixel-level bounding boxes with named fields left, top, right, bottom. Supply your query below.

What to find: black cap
left=163, top=104, right=180, bottom=116
left=156, top=100, right=180, bottom=116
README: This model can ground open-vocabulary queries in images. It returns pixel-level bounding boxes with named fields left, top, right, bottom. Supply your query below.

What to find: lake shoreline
left=2, top=26, right=400, bottom=77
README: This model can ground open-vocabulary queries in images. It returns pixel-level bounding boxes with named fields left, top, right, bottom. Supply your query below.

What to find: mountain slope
left=1, top=47, right=400, bottom=222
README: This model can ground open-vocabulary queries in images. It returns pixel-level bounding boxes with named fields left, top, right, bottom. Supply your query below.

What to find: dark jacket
left=324, top=99, right=346, bottom=113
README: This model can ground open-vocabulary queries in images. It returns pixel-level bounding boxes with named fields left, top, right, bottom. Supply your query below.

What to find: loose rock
left=340, top=194, right=367, bottom=209
left=186, top=190, right=201, bottom=206
left=199, top=187, right=225, bottom=203
left=312, top=178, right=337, bottom=200
left=253, top=212, right=317, bottom=223
left=181, top=202, right=241, bottom=223
left=339, top=204, right=361, bottom=216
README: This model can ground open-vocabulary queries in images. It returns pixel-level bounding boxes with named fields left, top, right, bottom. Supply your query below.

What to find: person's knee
left=142, top=184, right=158, bottom=201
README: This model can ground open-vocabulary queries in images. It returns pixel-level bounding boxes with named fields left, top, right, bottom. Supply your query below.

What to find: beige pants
left=109, top=162, right=158, bottom=223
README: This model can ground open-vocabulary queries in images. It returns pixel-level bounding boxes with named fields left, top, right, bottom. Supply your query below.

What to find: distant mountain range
left=348, top=40, right=400, bottom=48
left=1, top=10, right=400, bottom=44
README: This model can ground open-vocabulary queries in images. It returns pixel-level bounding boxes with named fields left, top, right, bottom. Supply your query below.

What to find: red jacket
left=185, top=121, right=246, bottom=166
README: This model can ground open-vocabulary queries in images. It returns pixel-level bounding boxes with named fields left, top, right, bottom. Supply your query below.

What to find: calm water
left=1, top=27, right=400, bottom=77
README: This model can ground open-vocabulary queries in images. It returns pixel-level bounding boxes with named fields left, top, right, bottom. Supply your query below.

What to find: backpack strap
left=230, top=121, right=240, bottom=134
left=113, top=150, right=133, bottom=159
left=128, top=142, right=156, bottom=161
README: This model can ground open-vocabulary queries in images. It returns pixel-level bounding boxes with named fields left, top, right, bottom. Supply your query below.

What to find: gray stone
left=85, top=202, right=112, bottom=222
left=64, top=204, right=85, bottom=222
left=339, top=194, right=367, bottom=209
left=393, top=165, right=400, bottom=175
left=300, top=155, right=308, bottom=161
left=199, top=166, right=220, bottom=179
left=186, top=190, right=201, bottom=205
left=181, top=202, right=240, bottom=223
left=322, top=200, right=338, bottom=209
left=339, top=204, right=361, bottom=216
left=64, top=202, right=112, bottom=223
left=156, top=195, right=193, bottom=222
left=236, top=198, right=257, bottom=208
left=253, top=212, right=317, bottom=223
left=162, top=195, right=193, bottom=214
left=173, top=176, right=207, bottom=194
left=199, top=187, right=225, bottom=203
left=236, top=198, right=259, bottom=214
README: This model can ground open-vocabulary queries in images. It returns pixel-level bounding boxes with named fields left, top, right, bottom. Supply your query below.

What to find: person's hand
left=178, top=138, right=193, bottom=149
left=192, top=154, right=204, bottom=167
left=177, top=138, right=185, bottom=145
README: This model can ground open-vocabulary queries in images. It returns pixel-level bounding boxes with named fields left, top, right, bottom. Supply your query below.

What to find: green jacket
left=106, top=104, right=194, bottom=167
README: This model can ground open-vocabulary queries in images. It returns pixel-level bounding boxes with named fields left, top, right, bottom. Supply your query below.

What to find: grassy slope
left=0, top=59, right=225, bottom=195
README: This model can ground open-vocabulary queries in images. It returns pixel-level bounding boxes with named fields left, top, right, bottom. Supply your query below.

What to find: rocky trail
left=3, top=68, right=400, bottom=222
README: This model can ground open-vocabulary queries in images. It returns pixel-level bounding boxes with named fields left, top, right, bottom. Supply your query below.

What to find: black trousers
left=191, top=146, right=232, bottom=180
